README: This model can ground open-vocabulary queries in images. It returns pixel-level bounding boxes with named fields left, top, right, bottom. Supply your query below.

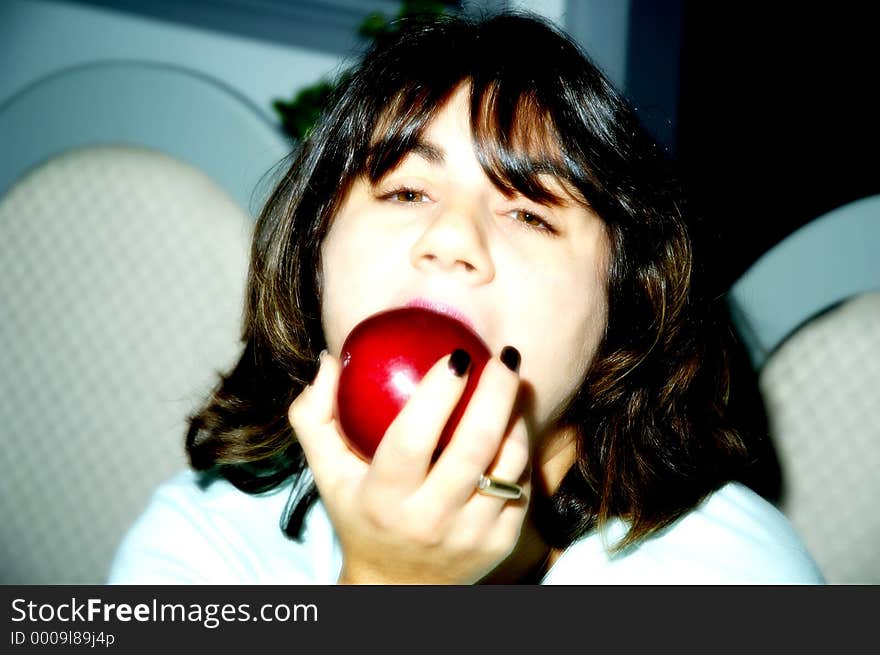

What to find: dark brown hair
left=186, top=12, right=750, bottom=551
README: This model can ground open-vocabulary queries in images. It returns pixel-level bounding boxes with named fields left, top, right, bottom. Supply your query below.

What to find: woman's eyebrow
left=403, top=139, right=445, bottom=165
left=369, top=137, right=446, bottom=166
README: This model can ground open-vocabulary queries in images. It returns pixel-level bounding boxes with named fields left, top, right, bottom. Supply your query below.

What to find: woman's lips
left=404, top=298, right=478, bottom=333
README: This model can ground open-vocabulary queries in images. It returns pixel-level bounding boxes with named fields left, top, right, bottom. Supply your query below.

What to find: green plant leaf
left=273, top=1, right=459, bottom=141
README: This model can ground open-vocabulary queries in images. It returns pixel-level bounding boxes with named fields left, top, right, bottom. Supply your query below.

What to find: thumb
left=288, top=351, right=362, bottom=477
left=300, top=350, right=339, bottom=425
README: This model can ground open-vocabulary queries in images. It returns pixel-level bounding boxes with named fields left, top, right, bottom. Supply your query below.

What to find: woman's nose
left=409, top=207, right=495, bottom=284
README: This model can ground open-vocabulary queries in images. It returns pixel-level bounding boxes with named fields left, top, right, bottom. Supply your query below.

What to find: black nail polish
left=448, top=349, right=471, bottom=377
left=500, top=346, right=521, bottom=373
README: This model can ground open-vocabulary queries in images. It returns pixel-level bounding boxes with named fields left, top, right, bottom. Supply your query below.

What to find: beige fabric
left=760, top=291, right=880, bottom=583
left=0, top=146, right=251, bottom=583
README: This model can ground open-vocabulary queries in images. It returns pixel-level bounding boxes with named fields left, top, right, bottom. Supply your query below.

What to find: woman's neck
left=534, top=424, right=578, bottom=495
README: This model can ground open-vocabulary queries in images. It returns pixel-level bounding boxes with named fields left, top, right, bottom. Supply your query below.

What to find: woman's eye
left=511, top=209, right=554, bottom=233
left=382, top=188, right=429, bottom=203
left=398, top=190, right=424, bottom=202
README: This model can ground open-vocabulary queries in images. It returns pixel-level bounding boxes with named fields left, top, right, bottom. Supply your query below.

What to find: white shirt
left=108, top=469, right=824, bottom=584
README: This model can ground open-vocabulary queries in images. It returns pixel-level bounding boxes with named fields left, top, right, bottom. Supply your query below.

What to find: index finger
left=289, top=352, right=366, bottom=485
left=420, top=356, right=523, bottom=506
left=366, top=350, right=470, bottom=496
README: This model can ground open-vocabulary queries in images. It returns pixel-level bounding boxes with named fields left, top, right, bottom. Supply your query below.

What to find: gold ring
left=477, top=474, right=523, bottom=500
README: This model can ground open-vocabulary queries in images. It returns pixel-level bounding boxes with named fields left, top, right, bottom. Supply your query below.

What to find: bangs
left=362, top=80, right=589, bottom=208
left=362, top=84, right=450, bottom=183
left=470, top=81, right=587, bottom=206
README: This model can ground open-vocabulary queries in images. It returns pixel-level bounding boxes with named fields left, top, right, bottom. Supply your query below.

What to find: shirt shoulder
left=107, top=469, right=341, bottom=584
left=543, top=483, right=825, bottom=584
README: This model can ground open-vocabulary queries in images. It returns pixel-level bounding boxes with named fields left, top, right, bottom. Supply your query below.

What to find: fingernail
left=500, top=346, right=521, bottom=373
left=448, top=349, right=471, bottom=377
left=309, top=349, right=328, bottom=385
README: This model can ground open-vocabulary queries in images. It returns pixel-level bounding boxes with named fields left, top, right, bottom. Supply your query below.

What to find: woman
left=110, top=12, right=823, bottom=584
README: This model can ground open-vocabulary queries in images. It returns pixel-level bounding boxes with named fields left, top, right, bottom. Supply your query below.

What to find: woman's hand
left=288, top=349, right=530, bottom=584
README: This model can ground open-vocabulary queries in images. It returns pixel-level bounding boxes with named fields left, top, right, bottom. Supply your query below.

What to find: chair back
left=0, top=62, right=289, bottom=584
left=727, top=195, right=880, bottom=583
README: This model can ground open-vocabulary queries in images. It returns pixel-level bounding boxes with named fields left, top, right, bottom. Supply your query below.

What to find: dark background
left=676, top=2, right=878, bottom=294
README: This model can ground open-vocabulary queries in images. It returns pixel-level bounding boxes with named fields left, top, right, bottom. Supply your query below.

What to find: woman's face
left=320, top=86, right=609, bottom=451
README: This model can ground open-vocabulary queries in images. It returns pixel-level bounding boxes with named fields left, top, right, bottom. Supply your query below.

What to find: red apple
left=335, top=306, right=491, bottom=461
